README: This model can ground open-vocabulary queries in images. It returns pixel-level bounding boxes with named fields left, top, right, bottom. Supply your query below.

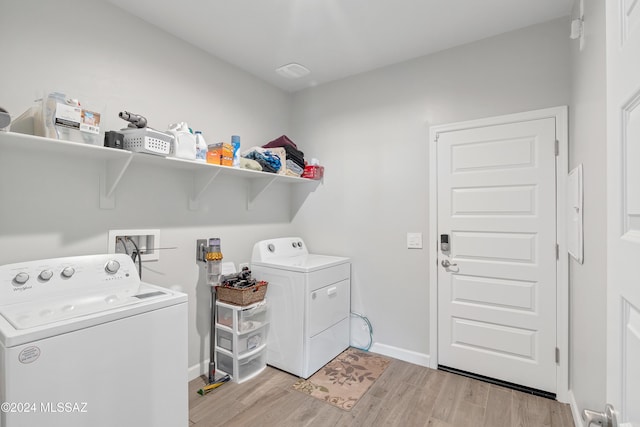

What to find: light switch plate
left=407, top=232, right=423, bottom=249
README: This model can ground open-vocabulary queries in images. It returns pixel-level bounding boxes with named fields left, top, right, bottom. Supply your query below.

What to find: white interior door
left=436, top=117, right=558, bottom=394
left=606, top=0, right=640, bottom=424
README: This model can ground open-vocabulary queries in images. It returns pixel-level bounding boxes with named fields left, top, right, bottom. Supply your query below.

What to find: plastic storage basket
left=121, top=128, right=172, bottom=156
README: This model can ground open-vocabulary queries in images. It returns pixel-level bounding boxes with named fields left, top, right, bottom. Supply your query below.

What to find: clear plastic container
left=216, top=300, right=268, bottom=332
left=215, top=346, right=267, bottom=383
left=216, top=324, right=268, bottom=356
left=42, top=92, right=101, bottom=145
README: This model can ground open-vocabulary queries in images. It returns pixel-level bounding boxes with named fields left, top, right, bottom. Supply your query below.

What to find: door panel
left=623, top=96, right=640, bottom=237
left=451, top=317, right=536, bottom=360
left=452, top=231, right=537, bottom=263
left=623, top=300, right=640, bottom=424
left=607, top=0, right=640, bottom=423
left=452, top=185, right=536, bottom=216
left=451, top=275, right=536, bottom=312
left=450, top=136, right=536, bottom=171
left=437, top=118, right=557, bottom=393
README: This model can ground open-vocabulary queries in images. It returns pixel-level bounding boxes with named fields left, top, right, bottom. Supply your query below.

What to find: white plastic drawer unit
left=216, top=300, right=268, bottom=332
left=217, top=324, right=267, bottom=356
left=308, top=279, right=350, bottom=337
left=214, top=300, right=268, bottom=383
left=215, top=346, right=267, bottom=384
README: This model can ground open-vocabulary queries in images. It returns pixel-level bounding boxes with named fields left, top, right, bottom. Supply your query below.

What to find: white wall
left=568, top=0, right=607, bottom=418
left=290, top=18, right=572, bottom=362
left=0, top=0, right=296, bottom=377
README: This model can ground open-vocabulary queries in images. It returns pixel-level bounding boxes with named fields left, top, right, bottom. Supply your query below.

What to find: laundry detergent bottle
left=167, top=122, right=197, bottom=160
left=195, top=131, right=207, bottom=162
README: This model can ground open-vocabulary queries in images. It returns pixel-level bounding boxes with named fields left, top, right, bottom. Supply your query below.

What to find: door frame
left=428, top=106, right=569, bottom=402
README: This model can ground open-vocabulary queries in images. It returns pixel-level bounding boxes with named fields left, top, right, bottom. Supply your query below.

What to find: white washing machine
left=0, top=254, right=188, bottom=427
left=251, top=237, right=350, bottom=378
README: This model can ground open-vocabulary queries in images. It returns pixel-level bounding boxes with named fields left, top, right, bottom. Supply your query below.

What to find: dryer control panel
left=251, top=237, right=307, bottom=262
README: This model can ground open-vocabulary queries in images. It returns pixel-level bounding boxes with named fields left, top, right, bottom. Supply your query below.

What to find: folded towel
left=240, top=157, right=262, bottom=171
left=263, top=134, right=297, bottom=149
left=284, top=145, right=305, bottom=169
left=286, top=159, right=304, bottom=175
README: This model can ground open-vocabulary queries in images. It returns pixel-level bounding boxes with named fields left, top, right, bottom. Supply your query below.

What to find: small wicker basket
left=215, top=281, right=268, bottom=306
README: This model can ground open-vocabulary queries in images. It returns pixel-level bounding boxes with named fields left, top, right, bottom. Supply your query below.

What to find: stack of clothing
left=263, top=135, right=305, bottom=177
left=241, top=147, right=282, bottom=173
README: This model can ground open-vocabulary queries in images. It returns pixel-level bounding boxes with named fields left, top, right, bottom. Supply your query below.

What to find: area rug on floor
left=291, top=348, right=391, bottom=410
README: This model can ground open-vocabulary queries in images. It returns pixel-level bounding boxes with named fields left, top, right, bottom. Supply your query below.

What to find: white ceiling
left=104, top=0, right=574, bottom=92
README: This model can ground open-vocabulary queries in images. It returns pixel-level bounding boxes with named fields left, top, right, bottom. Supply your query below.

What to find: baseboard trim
left=567, top=390, right=584, bottom=427
left=188, top=360, right=209, bottom=382
left=368, top=343, right=430, bottom=367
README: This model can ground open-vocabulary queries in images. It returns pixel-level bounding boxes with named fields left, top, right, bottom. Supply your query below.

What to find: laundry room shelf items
left=0, top=131, right=320, bottom=211
left=214, top=300, right=268, bottom=383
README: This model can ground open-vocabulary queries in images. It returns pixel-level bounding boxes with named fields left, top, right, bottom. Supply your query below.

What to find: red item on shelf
left=302, top=165, right=324, bottom=180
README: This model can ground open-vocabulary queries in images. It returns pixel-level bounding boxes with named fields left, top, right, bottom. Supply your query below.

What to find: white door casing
left=606, top=0, right=640, bottom=424
left=428, top=107, right=569, bottom=401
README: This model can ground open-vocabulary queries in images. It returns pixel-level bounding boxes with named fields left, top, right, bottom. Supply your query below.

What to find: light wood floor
left=188, top=357, right=575, bottom=427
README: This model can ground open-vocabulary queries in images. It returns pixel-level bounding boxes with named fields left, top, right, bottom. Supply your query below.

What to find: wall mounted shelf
left=0, top=131, right=320, bottom=211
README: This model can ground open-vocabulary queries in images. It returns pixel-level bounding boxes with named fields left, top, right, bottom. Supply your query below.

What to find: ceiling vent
left=275, top=63, right=311, bottom=79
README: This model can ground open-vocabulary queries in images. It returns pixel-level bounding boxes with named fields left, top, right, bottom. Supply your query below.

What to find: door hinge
left=556, top=244, right=559, bottom=260
left=555, top=347, right=560, bottom=364
left=555, top=140, right=559, bottom=156
left=435, top=133, right=440, bottom=142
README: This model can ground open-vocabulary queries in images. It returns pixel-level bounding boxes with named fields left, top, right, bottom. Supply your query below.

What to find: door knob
left=441, top=259, right=457, bottom=268
left=582, top=404, right=617, bottom=427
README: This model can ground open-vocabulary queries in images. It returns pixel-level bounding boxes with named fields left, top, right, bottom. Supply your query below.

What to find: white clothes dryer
left=251, top=237, right=350, bottom=378
left=0, top=254, right=188, bottom=427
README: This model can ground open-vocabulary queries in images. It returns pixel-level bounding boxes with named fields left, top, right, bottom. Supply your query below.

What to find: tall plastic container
left=167, top=122, right=196, bottom=160
left=195, top=131, right=207, bottom=162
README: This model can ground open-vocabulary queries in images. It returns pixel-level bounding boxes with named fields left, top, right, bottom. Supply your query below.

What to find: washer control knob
left=39, top=269, right=54, bottom=281
left=13, top=272, right=29, bottom=286
left=291, top=242, right=297, bottom=248
left=105, top=260, right=120, bottom=274
left=61, top=267, right=75, bottom=278
left=297, top=241, right=303, bottom=248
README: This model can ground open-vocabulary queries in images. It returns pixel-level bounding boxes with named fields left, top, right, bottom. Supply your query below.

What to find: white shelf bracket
left=290, top=179, right=321, bottom=218
left=247, top=176, right=278, bottom=210
left=189, top=168, right=222, bottom=210
left=99, top=154, right=134, bottom=209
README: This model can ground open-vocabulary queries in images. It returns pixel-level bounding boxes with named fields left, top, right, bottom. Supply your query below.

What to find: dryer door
left=308, top=279, right=350, bottom=337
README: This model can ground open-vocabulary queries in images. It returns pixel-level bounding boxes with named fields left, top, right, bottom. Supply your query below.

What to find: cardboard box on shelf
left=207, top=142, right=233, bottom=166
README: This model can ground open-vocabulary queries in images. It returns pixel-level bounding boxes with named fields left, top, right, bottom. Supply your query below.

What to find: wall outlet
left=108, top=229, right=160, bottom=262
